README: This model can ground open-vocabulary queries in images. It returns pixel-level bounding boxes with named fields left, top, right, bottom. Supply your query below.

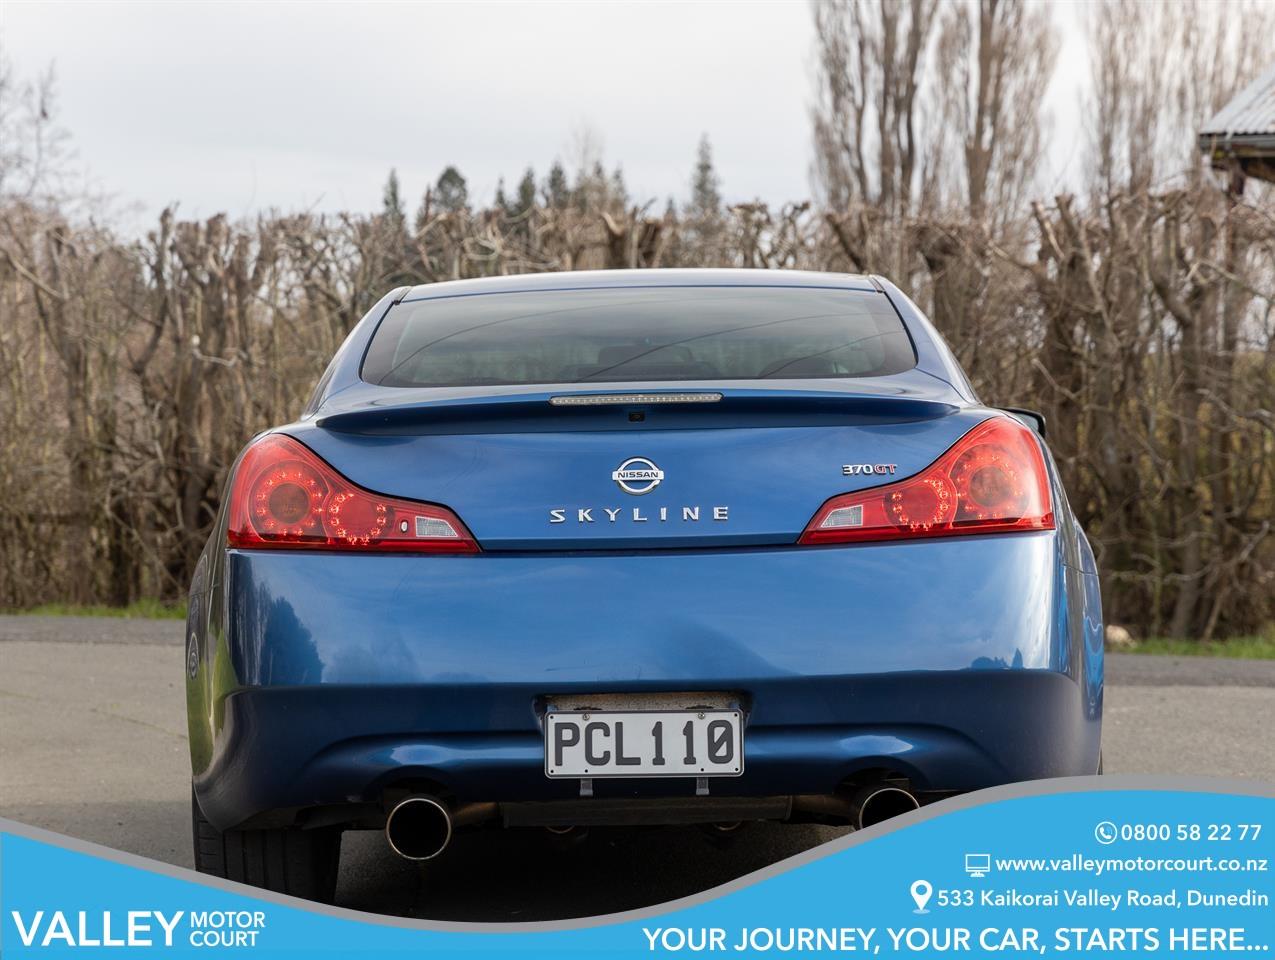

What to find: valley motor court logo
left=9, top=909, right=267, bottom=948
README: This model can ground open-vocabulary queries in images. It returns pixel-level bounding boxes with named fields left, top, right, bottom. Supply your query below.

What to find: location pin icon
left=910, top=879, right=933, bottom=914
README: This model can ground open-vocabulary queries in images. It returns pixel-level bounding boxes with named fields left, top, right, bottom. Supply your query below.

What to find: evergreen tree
left=413, top=189, right=432, bottom=235
left=688, top=134, right=722, bottom=219
left=544, top=162, right=569, bottom=209
left=381, top=169, right=419, bottom=286
left=497, top=168, right=537, bottom=220
left=683, top=135, right=727, bottom=266
left=434, top=165, right=469, bottom=214
left=609, top=165, right=629, bottom=211
left=516, top=167, right=537, bottom=215
left=382, top=168, right=407, bottom=232
left=570, top=161, right=613, bottom=212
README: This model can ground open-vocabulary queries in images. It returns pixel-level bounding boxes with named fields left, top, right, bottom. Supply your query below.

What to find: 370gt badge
left=612, top=457, right=664, bottom=495
left=842, top=463, right=898, bottom=477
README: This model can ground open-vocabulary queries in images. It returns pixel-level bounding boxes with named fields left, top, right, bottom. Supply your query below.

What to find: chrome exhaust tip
left=698, top=820, right=748, bottom=848
left=385, top=796, right=453, bottom=861
left=705, top=820, right=745, bottom=833
left=851, top=785, right=920, bottom=829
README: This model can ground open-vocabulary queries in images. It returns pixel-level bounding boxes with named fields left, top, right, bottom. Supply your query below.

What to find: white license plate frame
left=544, top=709, right=744, bottom=779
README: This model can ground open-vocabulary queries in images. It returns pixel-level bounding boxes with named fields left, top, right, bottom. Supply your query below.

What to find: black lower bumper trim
left=501, top=796, right=793, bottom=827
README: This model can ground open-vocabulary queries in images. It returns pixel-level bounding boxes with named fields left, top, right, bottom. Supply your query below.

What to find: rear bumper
left=190, top=532, right=1104, bottom=830
left=194, top=670, right=1098, bottom=830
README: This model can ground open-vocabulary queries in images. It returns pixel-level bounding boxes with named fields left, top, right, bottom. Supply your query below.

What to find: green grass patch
left=14, top=599, right=187, bottom=620
left=1126, top=634, right=1275, bottom=660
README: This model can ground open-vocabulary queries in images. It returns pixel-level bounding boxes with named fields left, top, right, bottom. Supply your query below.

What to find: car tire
left=192, top=787, right=341, bottom=903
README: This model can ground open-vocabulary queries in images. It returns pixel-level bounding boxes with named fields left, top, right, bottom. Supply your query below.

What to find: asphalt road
left=2, top=614, right=1273, bottom=920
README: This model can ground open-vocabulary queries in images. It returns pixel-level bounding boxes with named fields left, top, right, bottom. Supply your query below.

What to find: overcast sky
left=3, top=0, right=1089, bottom=228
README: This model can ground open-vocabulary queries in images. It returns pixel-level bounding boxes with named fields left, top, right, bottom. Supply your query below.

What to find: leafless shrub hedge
left=1, top=188, right=1271, bottom=638
left=0, top=0, right=1271, bottom=638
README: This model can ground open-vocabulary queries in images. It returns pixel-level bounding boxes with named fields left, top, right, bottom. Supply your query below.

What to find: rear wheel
left=191, top=788, right=341, bottom=903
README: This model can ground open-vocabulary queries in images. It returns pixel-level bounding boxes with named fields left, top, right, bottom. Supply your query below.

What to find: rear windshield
left=361, top=286, right=915, bottom=387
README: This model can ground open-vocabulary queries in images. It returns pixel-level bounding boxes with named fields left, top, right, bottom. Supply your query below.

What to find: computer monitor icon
left=965, top=853, right=991, bottom=877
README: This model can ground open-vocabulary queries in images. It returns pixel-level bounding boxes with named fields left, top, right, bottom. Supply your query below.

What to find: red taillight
left=799, top=417, right=1055, bottom=545
left=227, top=434, right=478, bottom=554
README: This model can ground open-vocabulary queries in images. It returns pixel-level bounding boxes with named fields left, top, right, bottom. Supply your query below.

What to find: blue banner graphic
left=2, top=780, right=1271, bottom=957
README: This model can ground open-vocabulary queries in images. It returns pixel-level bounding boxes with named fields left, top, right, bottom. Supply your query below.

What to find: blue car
left=187, top=269, right=1103, bottom=902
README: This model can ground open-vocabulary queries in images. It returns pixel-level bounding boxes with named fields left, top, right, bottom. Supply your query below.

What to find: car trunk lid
left=295, top=383, right=982, bottom=550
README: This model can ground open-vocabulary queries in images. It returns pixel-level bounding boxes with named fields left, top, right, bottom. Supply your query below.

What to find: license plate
left=544, top=710, right=744, bottom=778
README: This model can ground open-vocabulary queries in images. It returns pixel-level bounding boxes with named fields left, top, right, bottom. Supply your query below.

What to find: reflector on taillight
left=799, top=417, right=1054, bottom=545
left=227, top=434, right=478, bottom=553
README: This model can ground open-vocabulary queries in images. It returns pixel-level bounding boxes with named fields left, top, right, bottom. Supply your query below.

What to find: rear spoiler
left=315, top=389, right=960, bottom=435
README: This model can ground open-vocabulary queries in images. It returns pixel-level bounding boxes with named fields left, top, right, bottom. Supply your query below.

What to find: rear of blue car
left=186, top=270, right=1103, bottom=901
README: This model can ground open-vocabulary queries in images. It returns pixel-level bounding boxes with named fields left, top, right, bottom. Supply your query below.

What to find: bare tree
left=0, top=60, right=71, bottom=205
left=1085, top=0, right=1275, bottom=195
left=811, top=0, right=939, bottom=219
left=932, top=0, right=1057, bottom=222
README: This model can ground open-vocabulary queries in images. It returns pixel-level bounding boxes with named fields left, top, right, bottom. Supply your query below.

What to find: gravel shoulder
left=1106, top=652, right=1275, bottom=687
left=0, top=614, right=181, bottom=646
